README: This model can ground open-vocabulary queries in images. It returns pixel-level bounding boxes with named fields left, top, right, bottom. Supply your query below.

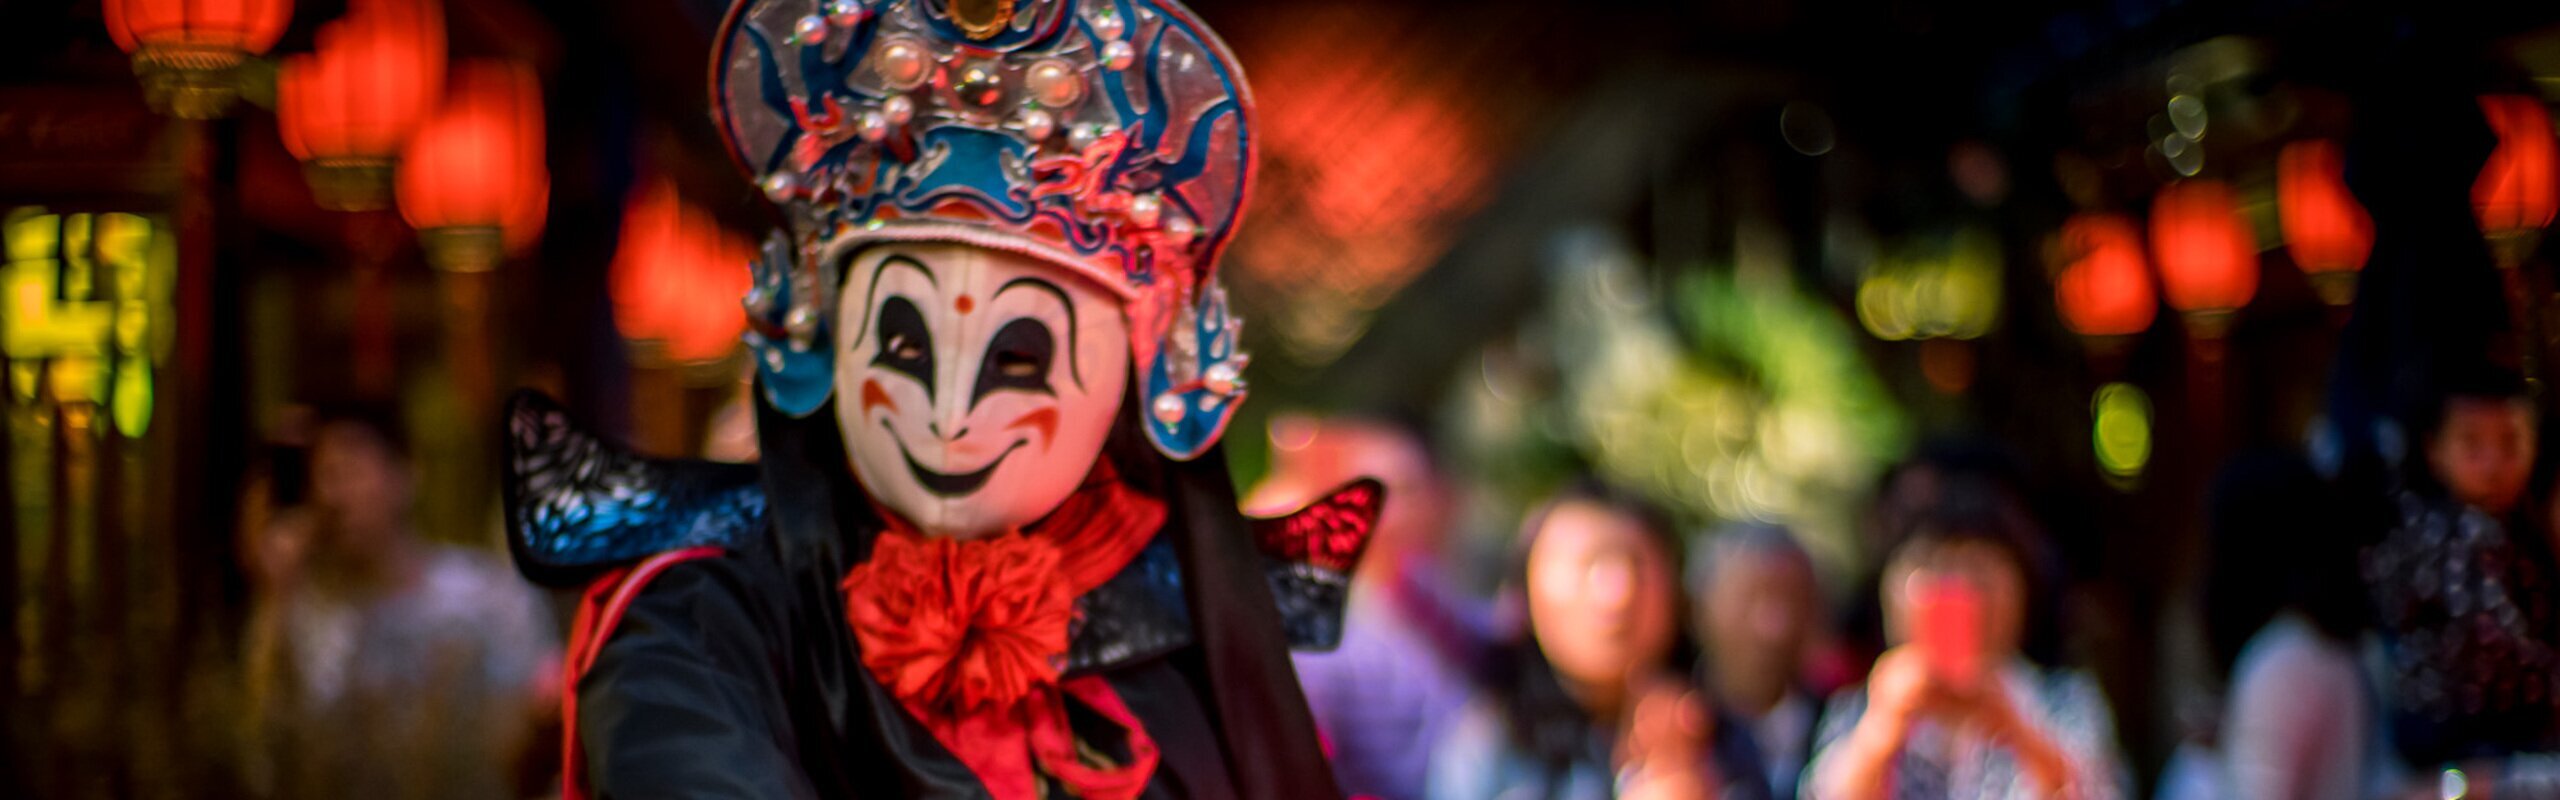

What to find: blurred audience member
left=1846, top=443, right=2053, bottom=676
left=2363, top=364, right=2560, bottom=790
left=238, top=405, right=559, bottom=800
left=2189, top=451, right=2383, bottom=799
left=1689, top=523, right=1824, bottom=799
left=1803, top=504, right=2127, bottom=800
left=1249, top=413, right=1485, bottom=800
left=1429, top=480, right=1769, bottom=800
left=2419, top=364, right=2537, bottom=522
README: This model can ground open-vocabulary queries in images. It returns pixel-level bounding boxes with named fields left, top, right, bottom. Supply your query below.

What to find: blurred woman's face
left=1526, top=501, right=1679, bottom=699
left=2428, top=397, right=2536, bottom=517
left=1881, top=538, right=2026, bottom=663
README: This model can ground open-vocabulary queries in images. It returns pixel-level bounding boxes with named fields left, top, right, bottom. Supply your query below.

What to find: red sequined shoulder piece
left=1249, top=479, right=1385, bottom=575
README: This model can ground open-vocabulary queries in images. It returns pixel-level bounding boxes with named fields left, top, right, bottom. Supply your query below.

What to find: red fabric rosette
left=843, top=531, right=1074, bottom=713
left=840, top=463, right=1167, bottom=800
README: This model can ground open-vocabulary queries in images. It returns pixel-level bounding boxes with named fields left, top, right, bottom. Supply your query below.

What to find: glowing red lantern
left=2054, top=213, right=2157, bottom=338
left=2476, top=94, right=2559, bottom=268
left=276, top=0, right=445, bottom=211
left=2149, top=179, right=2258, bottom=334
left=2277, top=140, right=2372, bottom=305
left=102, top=0, right=294, bottom=118
left=396, top=61, right=547, bottom=272
left=611, top=179, right=753, bottom=366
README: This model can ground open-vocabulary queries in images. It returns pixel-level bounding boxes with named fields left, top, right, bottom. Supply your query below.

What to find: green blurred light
left=1941, top=230, right=2003, bottom=340
left=2093, top=382, right=2152, bottom=479
left=1857, top=271, right=1912, bottom=340
left=61, top=212, right=92, bottom=300
left=113, top=356, right=151, bottom=437
left=1854, top=229, right=2003, bottom=342
left=5, top=208, right=56, bottom=262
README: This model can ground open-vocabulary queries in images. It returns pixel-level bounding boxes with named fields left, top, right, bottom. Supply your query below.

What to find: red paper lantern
left=611, top=179, right=752, bottom=366
left=2277, top=140, right=2372, bottom=305
left=276, top=0, right=445, bottom=211
left=2476, top=95, right=2559, bottom=240
left=2054, top=213, right=2157, bottom=338
left=102, top=0, right=294, bottom=118
left=396, top=61, right=547, bottom=272
left=2149, top=179, right=2258, bottom=332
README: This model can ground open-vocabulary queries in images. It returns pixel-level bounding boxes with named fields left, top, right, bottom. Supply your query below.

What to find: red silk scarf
left=841, top=463, right=1168, bottom=800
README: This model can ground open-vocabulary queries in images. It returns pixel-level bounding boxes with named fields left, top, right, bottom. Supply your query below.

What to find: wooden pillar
left=168, top=113, right=250, bottom=693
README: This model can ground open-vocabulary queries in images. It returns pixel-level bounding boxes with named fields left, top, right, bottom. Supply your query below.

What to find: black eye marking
left=972, top=317, right=1055, bottom=405
left=872, top=296, right=935, bottom=399
left=992, top=277, right=1083, bottom=390
left=850, top=253, right=939, bottom=352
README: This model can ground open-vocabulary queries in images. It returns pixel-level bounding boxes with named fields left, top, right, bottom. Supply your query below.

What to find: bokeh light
left=2092, top=381, right=2152, bottom=480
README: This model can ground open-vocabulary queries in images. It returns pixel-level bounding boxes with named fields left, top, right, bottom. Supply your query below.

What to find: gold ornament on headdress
left=949, top=0, right=1015, bottom=40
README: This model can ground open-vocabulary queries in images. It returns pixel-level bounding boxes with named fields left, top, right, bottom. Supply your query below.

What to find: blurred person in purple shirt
left=1247, top=413, right=1485, bottom=800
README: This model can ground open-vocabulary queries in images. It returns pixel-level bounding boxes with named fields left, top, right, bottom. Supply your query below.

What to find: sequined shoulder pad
left=1252, top=479, right=1385, bottom=652
left=503, top=391, right=771, bottom=587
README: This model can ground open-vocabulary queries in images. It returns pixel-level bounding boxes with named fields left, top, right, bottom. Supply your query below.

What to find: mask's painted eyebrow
left=851, top=253, right=938, bottom=351
left=993, top=275, right=1082, bottom=390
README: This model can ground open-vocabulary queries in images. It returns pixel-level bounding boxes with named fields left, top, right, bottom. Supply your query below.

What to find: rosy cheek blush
left=1008, top=407, right=1059, bottom=447
left=861, top=377, right=896, bottom=417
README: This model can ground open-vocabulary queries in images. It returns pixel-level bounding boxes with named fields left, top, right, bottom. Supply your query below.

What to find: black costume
left=502, top=1, right=1380, bottom=796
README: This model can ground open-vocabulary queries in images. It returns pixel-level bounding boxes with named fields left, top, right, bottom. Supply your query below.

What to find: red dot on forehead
left=955, top=295, right=975, bottom=314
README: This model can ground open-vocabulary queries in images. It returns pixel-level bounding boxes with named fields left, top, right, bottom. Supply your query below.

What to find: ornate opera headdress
left=715, top=0, right=1254, bottom=459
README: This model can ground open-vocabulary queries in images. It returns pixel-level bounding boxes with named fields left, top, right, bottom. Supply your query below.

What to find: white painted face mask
left=833, top=242, right=1131, bottom=539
